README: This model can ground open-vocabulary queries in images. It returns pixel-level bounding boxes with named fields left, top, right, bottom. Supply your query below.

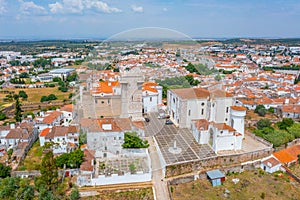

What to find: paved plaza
left=145, top=113, right=216, bottom=165
left=146, top=113, right=271, bottom=166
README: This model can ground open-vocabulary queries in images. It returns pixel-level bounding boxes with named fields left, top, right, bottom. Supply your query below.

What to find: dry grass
left=290, top=164, right=300, bottom=177
left=0, top=87, right=72, bottom=103
left=17, top=140, right=43, bottom=171
left=81, top=188, right=154, bottom=200
left=171, top=170, right=300, bottom=200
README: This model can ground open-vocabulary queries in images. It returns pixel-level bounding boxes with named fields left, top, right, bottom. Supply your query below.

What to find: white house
left=35, top=111, right=64, bottom=131
left=39, top=126, right=79, bottom=154
left=191, top=119, right=243, bottom=152
left=60, top=104, right=74, bottom=126
left=142, top=82, right=162, bottom=113
left=168, top=87, right=246, bottom=153
left=167, top=88, right=234, bottom=128
left=261, top=156, right=281, bottom=173
left=83, top=118, right=144, bottom=158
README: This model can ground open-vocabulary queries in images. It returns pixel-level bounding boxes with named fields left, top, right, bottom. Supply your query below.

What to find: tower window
left=226, top=107, right=229, bottom=113
left=188, top=110, right=191, bottom=116
left=150, top=97, right=152, bottom=102
left=201, top=109, right=204, bottom=115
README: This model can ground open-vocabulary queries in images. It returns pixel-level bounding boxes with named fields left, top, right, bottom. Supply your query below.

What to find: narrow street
left=146, top=112, right=171, bottom=200
left=148, top=137, right=170, bottom=200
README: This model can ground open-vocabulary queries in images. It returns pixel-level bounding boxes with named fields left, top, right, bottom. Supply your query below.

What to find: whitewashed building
left=168, top=87, right=246, bottom=153
left=142, top=82, right=162, bottom=113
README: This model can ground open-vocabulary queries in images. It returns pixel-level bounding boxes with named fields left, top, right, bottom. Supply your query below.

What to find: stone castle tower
left=120, top=67, right=144, bottom=121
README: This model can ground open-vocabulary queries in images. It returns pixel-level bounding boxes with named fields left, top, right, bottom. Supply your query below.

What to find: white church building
left=167, top=88, right=246, bottom=153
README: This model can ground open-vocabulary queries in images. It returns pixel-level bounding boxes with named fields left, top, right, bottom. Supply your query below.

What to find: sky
left=0, top=0, right=300, bottom=39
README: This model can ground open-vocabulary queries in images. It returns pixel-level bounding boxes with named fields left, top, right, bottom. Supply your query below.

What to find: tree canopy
left=0, top=163, right=10, bottom=178
left=122, top=132, right=149, bottom=148
left=255, top=105, right=267, bottom=117
left=55, top=149, right=84, bottom=169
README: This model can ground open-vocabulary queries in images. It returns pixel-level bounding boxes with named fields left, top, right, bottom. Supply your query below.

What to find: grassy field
left=81, top=188, right=154, bottom=200
left=171, top=170, right=300, bottom=200
left=290, top=164, right=300, bottom=177
left=17, top=140, right=43, bottom=171
left=0, top=87, right=72, bottom=103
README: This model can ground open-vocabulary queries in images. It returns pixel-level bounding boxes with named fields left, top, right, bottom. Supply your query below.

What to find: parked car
left=165, top=119, right=173, bottom=125
left=158, top=115, right=170, bottom=119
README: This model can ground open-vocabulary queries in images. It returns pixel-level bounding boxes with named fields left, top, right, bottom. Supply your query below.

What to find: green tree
left=0, top=112, right=6, bottom=120
left=268, top=107, right=274, bottom=113
left=0, top=177, right=18, bottom=199
left=287, top=123, right=300, bottom=138
left=40, top=96, right=48, bottom=102
left=0, top=163, right=11, bottom=178
left=55, top=149, right=84, bottom=169
left=47, top=94, right=57, bottom=101
left=79, top=130, right=87, bottom=146
left=40, top=151, right=58, bottom=191
left=19, top=90, right=28, bottom=100
left=122, top=132, right=149, bottom=148
left=67, top=72, right=78, bottom=82
left=70, top=187, right=80, bottom=200
left=277, top=118, right=294, bottom=130
left=214, top=74, right=222, bottom=81
left=129, top=163, right=136, bottom=174
left=52, top=77, right=62, bottom=82
left=19, top=72, right=29, bottom=78
left=256, top=118, right=272, bottom=130
left=14, top=96, right=22, bottom=122
left=255, top=105, right=267, bottom=117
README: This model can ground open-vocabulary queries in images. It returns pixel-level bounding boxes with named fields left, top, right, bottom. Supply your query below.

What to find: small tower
left=230, top=106, right=247, bottom=138
left=120, top=67, right=144, bottom=121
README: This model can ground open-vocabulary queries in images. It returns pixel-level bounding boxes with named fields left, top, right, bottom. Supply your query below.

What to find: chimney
left=285, top=99, right=289, bottom=104
left=10, top=123, right=15, bottom=129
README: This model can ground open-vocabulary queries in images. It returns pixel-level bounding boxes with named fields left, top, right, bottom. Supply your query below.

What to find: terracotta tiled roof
left=40, top=128, right=51, bottom=137
left=262, top=157, right=281, bottom=168
left=97, top=118, right=132, bottom=132
left=212, top=122, right=236, bottom=132
left=42, top=111, right=63, bottom=124
left=132, top=121, right=145, bottom=130
left=170, top=88, right=210, bottom=99
left=80, top=149, right=95, bottom=172
left=231, top=106, right=247, bottom=111
left=192, top=119, right=209, bottom=131
left=273, top=145, right=300, bottom=164
left=60, top=104, right=73, bottom=112
left=282, top=105, right=300, bottom=114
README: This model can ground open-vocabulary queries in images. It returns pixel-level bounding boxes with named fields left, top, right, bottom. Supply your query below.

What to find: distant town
left=0, top=38, right=300, bottom=199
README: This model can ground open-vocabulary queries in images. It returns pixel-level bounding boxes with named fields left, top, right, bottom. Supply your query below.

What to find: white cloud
left=163, top=8, right=168, bottom=12
left=131, top=5, right=143, bottom=13
left=19, top=1, right=47, bottom=15
left=49, top=0, right=122, bottom=14
left=0, top=0, right=6, bottom=14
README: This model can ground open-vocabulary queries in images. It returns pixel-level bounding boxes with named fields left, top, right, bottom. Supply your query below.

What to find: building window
left=226, top=107, right=229, bottom=113
left=201, top=109, right=204, bottom=115
left=201, top=102, right=205, bottom=106
left=188, top=110, right=191, bottom=116
left=150, top=97, right=152, bottom=102
left=225, top=118, right=228, bottom=121
left=173, top=98, right=175, bottom=103
left=101, top=101, right=104, bottom=104
left=108, top=99, right=110, bottom=104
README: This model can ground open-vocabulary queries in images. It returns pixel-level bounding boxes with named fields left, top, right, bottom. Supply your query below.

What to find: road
left=146, top=113, right=171, bottom=200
